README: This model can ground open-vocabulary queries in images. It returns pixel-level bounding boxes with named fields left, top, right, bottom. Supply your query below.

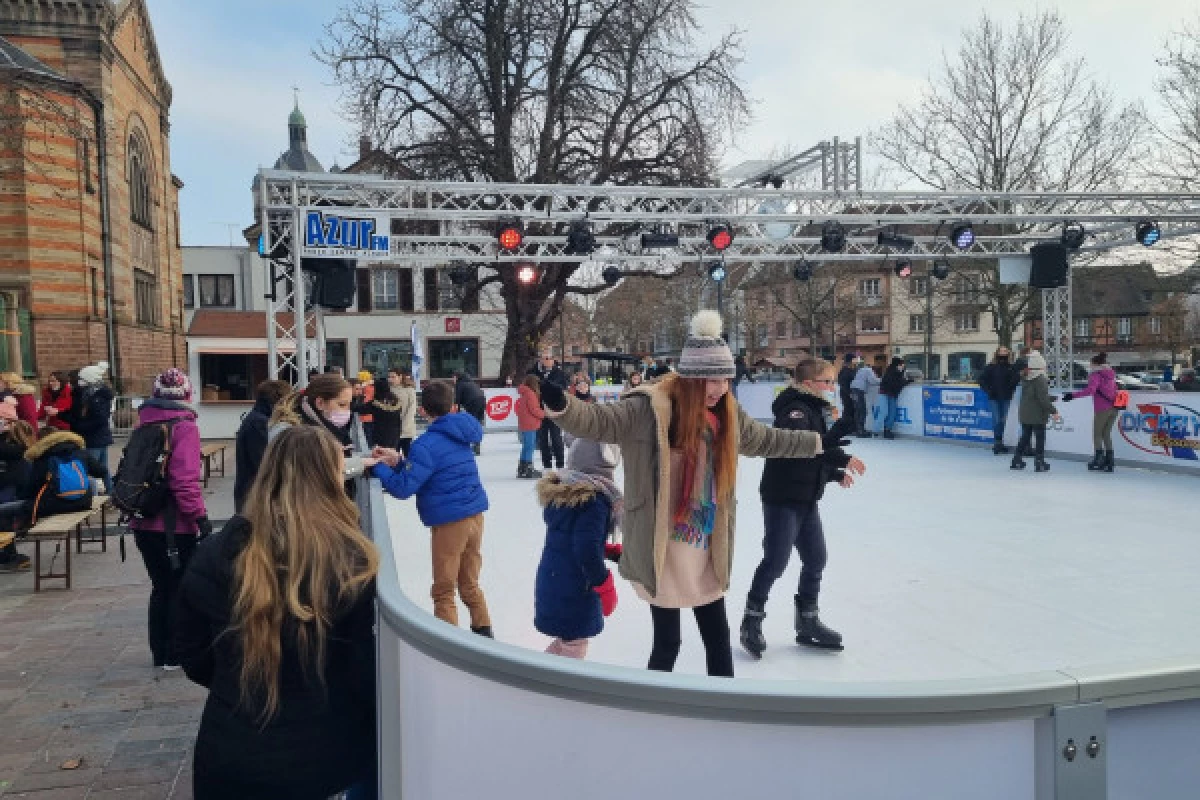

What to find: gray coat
left=1018, top=374, right=1058, bottom=426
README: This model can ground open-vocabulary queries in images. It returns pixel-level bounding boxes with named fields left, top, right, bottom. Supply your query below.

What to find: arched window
left=128, top=135, right=153, bottom=229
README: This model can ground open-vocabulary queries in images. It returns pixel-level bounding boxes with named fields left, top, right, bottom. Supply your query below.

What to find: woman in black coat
left=176, top=425, right=379, bottom=799
left=233, top=379, right=291, bottom=512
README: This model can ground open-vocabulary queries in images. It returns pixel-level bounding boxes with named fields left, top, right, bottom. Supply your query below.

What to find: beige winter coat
left=550, top=383, right=822, bottom=599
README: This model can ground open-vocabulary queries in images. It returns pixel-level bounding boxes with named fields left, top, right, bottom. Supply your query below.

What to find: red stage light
left=707, top=225, right=733, bottom=252
left=498, top=226, right=523, bottom=251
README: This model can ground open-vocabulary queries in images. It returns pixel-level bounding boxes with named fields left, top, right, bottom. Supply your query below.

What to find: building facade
left=888, top=265, right=1000, bottom=381
left=0, top=0, right=185, bottom=392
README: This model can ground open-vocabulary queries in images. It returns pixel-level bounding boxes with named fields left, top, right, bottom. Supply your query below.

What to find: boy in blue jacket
left=371, top=381, right=493, bottom=637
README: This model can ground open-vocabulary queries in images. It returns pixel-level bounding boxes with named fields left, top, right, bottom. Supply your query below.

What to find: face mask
left=821, top=389, right=838, bottom=404
left=326, top=410, right=352, bottom=427
left=997, top=356, right=1009, bottom=363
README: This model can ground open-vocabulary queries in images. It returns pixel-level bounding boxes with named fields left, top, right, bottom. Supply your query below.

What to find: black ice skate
left=795, top=596, right=843, bottom=651
left=1034, top=458, right=1051, bottom=472
left=1087, top=449, right=1104, bottom=470
left=739, top=600, right=767, bottom=659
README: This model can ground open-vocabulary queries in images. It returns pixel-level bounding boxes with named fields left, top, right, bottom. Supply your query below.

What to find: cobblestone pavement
left=0, top=450, right=235, bottom=799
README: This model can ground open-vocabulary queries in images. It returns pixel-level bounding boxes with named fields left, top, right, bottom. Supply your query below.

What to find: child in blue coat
left=534, top=439, right=622, bottom=659
left=371, top=381, right=493, bottom=637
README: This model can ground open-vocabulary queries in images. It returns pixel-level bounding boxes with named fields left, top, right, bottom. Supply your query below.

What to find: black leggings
left=648, top=598, right=734, bottom=678
left=134, top=531, right=198, bottom=667
left=1017, top=424, right=1047, bottom=458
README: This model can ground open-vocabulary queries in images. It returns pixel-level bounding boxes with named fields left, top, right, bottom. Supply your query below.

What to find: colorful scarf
left=671, top=411, right=719, bottom=549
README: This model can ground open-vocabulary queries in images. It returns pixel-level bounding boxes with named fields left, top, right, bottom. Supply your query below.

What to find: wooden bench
left=201, top=443, right=228, bottom=488
left=23, top=496, right=112, bottom=592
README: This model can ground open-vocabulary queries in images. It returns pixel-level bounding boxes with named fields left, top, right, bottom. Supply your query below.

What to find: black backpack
left=112, top=419, right=179, bottom=520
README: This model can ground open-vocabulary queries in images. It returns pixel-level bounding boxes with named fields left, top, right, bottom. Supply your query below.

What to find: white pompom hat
left=676, top=310, right=736, bottom=379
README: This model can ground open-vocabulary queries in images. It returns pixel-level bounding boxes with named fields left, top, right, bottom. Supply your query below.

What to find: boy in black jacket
left=741, top=358, right=866, bottom=657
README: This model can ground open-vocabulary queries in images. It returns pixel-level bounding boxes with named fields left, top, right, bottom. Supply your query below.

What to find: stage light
left=708, top=262, right=727, bottom=283
left=1135, top=220, right=1161, bottom=247
left=1062, top=221, right=1086, bottom=250
left=877, top=228, right=914, bottom=250
left=602, top=265, right=622, bottom=286
left=951, top=223, right=975, bottom=250
left=496, top=217, right=524, bottom=251
left=565, top=220, right=596, bottom=255
left=707, top=223, right=734, bottom=252
left=931, top=260, right=951, bottom=281
left=820, top=221, right=846, bottom=253
left=448, top=263, right=474, bottom=286
left=516, top=263, right=538, bottom=284
left=894, top=259, right=913, bottom=278
left=793, top=261, right=813, bottom=282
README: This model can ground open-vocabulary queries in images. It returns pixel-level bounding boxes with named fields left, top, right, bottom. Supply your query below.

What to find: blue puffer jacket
left=533, top=475, right=611, bottom=642
left=372, top=412, right=488, bottom=527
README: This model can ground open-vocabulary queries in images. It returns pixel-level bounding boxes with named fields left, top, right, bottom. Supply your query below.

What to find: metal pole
left=854, top=137, right=863, bottom=192
left=559, top=301, right=567, bottom=365
left=925, top=271, right=934, bottom=379
left=292, top=179, right=309, bottom=387
left=262, top=177, right=279, bottom=380
left=832, top=137, right=841, bottom=192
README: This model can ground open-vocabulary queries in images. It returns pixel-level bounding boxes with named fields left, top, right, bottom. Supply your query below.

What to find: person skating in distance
left=539, top=310, right=841, bottom=678
left=741, top=358, right=865, bottom=657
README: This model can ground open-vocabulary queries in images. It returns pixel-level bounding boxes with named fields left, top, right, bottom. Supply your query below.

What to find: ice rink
left=384, top=432, right=1200, bottom=682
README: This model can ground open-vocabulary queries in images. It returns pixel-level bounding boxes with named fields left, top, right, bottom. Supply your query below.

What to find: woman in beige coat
left=542, top=311, right=848, bottom=677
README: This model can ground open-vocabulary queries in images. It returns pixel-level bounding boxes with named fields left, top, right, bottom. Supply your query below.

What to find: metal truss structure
left=259, top=170, right=1200, bottom=387
left=727, top=136, right=862, bottom=191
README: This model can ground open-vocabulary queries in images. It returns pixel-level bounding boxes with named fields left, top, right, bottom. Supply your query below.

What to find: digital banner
left=922, top=386, right=995, bottom=443
left=300, top=208, right=392, bottom=261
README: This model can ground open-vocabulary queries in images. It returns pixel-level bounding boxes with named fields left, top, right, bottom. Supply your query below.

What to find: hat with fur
left=78, top=361, right=109, bottom=386
left=152, top=368, right=192, bottom=401
left=676, top=310, right=736, bottom=379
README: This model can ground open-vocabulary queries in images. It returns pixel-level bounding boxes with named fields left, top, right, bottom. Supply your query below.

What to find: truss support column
left=292, top=178, right=310, bottom=388
left=262, top=177, right=279, bottom=381
left=1042, top=270, right=1073, bottom=390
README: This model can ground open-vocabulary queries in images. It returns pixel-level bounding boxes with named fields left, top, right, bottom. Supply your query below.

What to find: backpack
left=1113, top=389, right=1130, bottom=410
left=31, top=453, right=93, bottom=524
left=112, top=419, right=179, bottom=520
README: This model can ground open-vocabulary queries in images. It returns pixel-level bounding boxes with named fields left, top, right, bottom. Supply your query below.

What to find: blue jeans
left=518, top=430, right=537, bottom=462
left=748, top=504, right=827, bottom=607
left=883, top=396, right=899, bottom=431
left=86, top=446, right=111, bottom=494
left=988, top=398, right=1011, bottom=442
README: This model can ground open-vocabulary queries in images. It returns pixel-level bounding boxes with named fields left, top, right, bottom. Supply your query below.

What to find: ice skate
left=739, top=600, right=767, bottom=659
left=1101, top=451, right=1114, bottom=473
left=1034, top=458, right=1050, bottom=472
left=795, top=596, right=843, bottom=651
left=1010, top=455, right=1026, bottom=470
left=1087, top=450, right=1103, bottom=470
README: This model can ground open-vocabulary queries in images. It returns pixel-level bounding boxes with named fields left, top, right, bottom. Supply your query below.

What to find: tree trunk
left=496, top=270, right=566, bottom=382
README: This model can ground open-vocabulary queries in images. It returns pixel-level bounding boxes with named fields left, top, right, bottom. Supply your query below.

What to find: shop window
left=361, top=340, right=413, bottom=376
left=428, top=338, right=480, bottom=379
left=947, top=351, right=986, bottom=381
left=326, top=340, right=348, bottom=375
left=198, top=353, right=268, bottom=401
left=197, top=274, right=235, bottom=308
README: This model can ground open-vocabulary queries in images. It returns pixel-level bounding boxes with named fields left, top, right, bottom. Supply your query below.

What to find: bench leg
left=34, top=539, right=41, bottom=592
left=66, top=530, right=73, bottom=590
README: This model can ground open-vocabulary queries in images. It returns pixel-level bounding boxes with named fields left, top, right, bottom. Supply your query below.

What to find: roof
left=274, top=147, right=325, bottom=172
left=1070, top=262, right=1188, bottom=317
left=0, top=36, right=66, bottom=81
left=188, top=310, right=316, bottom=339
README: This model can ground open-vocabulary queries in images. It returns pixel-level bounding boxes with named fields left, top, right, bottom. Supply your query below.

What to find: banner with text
left=300, top=208, right=392, bottom=261
left=922, top=387, right=995, bottom=443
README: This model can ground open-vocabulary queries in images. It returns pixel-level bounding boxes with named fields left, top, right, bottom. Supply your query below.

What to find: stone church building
left=0, top=0, right=184, bottom=393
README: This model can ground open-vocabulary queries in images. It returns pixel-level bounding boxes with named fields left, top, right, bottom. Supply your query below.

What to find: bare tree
left=1152, top=17, right=1200, bottom=191
left=873, top=10, right=1146, bottom=348
left=320, top=0, right=748, bottom=378
left=751, top=263, right=857, bottom=358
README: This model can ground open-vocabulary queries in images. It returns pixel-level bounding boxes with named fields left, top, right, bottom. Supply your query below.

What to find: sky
left=151, top=0, right=1199, bottom=246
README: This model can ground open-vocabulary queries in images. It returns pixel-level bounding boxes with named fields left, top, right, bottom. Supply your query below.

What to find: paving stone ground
left=0, top=445, right=236, bottom=799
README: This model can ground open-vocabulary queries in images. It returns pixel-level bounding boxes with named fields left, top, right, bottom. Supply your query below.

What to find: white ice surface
left=384, top=433, right=1200, bottom=682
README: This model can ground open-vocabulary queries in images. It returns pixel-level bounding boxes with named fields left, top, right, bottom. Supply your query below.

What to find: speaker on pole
left=302, top=258, right=357, bottom=310
left=1028, top=243, right=1068, bottom=289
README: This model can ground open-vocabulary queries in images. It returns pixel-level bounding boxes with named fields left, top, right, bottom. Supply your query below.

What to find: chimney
left=359, top=136, right=372, bottom=159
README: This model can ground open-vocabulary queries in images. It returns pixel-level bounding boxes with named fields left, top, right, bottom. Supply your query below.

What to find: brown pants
left=430, top=513, right=491, bottom=628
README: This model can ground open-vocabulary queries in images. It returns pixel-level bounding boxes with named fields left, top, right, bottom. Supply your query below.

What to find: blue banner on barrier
left=922, top=387, right=994, bottom=442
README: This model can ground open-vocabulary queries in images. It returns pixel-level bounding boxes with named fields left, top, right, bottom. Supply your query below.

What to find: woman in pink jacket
left=1062, top=352, right=1119, bottom=473
left=515, top=375, right=545, bottom=479
left=129, top=368, right=211, bottom=669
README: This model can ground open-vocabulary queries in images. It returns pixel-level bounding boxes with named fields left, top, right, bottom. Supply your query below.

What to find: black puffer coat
left=978, top=361, right=1020, bottom=402
left=176, top=517, right=376, bottom=799
left=759, top=387, right=853, bottom=507
left=233, top=397, right=273, bottom=512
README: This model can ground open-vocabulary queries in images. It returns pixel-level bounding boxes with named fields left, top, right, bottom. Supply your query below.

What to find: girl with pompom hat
left=539, top=310, right=846, bottom=677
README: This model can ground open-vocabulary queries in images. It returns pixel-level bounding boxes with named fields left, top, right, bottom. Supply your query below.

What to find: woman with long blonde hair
left=541, top=311, right=846, bottom=677
left=176, top=425, right=379, bottom=799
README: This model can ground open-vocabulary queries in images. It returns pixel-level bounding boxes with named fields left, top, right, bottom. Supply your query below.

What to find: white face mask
left=821, top=389, right=838, bottom=404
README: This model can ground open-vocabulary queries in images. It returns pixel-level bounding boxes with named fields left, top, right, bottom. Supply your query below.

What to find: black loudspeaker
left=1029, top=243, right=1069, bottom=289
left=316, top=263, right=356, bottom=310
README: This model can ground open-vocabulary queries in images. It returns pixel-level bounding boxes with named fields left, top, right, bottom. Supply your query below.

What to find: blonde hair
left=794, top=357, right=833, bottom=384
left=234, top=425, right=378, bottom=723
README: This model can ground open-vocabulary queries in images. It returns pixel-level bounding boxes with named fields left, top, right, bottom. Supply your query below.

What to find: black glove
left=1062, top=392, right=1074, bottom=402
left=541, top=380, right=568, bottom=412
left=822, top=430, right=851, bottom=452
left=821, top=444, right=852, bottom=469
left=196, top=516, right=213, bottom=540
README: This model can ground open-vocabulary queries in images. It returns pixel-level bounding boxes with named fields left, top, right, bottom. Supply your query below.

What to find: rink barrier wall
left=360, top=463, right=1200, bottom=800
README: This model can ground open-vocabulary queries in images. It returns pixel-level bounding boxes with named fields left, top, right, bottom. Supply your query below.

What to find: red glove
left=604, top=542, right=623, bottom=563
left=593, top=570, right=618, bottom=617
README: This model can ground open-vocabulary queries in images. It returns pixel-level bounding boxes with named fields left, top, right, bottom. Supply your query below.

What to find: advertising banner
left=482, top=389, right=519, bottom=430
left=300, top=208, right=392, bottom=261
left=1114, top=396, right=1200, bottom=467
left=869, top=386, right=923, bottom=435
left=922, top=386, right=994, bottom=443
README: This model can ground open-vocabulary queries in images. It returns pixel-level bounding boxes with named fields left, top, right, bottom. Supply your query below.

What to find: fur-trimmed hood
left=9, top=382, right=35, bottom=396
left=536, top=473, right=600, bottom=507
left=25, top=430, right=85, bottom=461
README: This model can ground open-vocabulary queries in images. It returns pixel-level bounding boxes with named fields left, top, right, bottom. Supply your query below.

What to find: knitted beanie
left=152, top=368, right=192, bottom=401
left=676, top=311, right=736, bottom=379
left=78, top=361, right=109, bottom=386
left=566, top=439, right=621, bottom=482
left=1025, top=351, right=1047, bottom=372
